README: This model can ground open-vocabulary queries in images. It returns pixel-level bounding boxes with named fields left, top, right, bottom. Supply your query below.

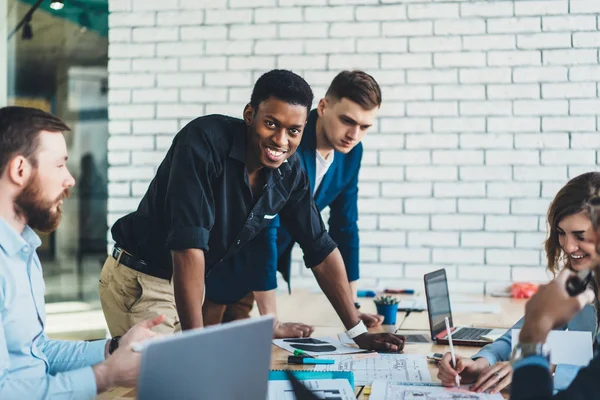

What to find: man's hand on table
left=359, top=313, right=384, bottom=328
left=353, top=332, right=405, bottom=352
left=274, top=321, right=315, bottom=338
left=119, top=314, right=165, bottom=350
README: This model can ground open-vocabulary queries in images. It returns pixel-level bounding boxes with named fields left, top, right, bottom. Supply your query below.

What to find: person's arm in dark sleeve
left=279, top=169, right=404, bottom=351
left=278, top=171, right=361, bottom=330
left=164, top=130, right=216, bottom=330
left=328, top=149, right=361, bottom=284
left=511, top=353, right=600, bottom=400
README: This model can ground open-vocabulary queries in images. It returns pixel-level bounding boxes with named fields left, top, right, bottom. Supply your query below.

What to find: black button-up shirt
left=111, top=114, right=337, bottom=279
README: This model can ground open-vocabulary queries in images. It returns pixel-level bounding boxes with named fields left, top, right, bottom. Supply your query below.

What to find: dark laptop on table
left=424, top=269, right=505, bottom=347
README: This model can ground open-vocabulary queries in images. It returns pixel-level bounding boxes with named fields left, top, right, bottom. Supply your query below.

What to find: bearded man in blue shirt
left=0, top=106, right=162, bottom=399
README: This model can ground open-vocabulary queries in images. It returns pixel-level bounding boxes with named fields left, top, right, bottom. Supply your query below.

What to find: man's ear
left=243, top=103, right=254, bottom=125
left=6, top=156, right=32, bottom=187
left=316, top=98, right=327, bottom=118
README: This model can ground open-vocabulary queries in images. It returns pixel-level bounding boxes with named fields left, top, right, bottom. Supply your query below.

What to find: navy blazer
left=276, top=109, right=362, bottom=289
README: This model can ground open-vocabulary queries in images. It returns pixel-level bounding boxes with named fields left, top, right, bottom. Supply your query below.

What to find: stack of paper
left=313, top=354, right=431, bottom=386
left=369, top=379, right=504, bottom=400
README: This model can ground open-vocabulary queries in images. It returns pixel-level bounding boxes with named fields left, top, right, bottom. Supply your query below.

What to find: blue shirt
left=0, top=217, right=107, bottom=399
left=476, top=304, right=598, bottom=389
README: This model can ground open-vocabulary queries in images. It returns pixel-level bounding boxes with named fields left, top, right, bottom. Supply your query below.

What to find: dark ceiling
left=7, top=0, right=108, bottom=98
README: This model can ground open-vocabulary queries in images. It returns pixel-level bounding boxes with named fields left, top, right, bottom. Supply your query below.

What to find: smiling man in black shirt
left=99, top=69, right=405, bottom=352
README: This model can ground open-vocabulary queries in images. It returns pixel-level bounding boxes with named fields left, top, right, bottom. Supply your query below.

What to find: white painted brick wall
left=107, top=0, right=600, bottom=294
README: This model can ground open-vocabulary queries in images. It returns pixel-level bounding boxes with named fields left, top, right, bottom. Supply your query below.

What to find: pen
left=384, top=289, right=415, bottom=295
left=444, top=317, right=460, bottom=388
left=357, top=290, right=376, bottom=298
left=287, top=356, right=335, bottom=365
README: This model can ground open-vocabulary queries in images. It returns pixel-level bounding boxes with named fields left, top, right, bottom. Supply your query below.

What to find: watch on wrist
left=346, top=320, right=368, bottom=340
left=108, top=336, right=121, bottom=355
left=510, top=342, right=550, bottom=364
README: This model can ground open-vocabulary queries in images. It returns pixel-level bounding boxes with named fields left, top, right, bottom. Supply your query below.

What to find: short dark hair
left=0, top=106, right=71, bottom=176
left=325, top=70, right=382, bottom=110
left=250, top=69, right=314, bottom=114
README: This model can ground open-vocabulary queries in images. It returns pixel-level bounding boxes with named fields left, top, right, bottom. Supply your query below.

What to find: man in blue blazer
left=203, top=71, right=384, bottom=335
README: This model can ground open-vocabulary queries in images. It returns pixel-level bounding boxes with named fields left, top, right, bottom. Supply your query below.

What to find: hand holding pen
left=444, top=317, right=461, bottom=388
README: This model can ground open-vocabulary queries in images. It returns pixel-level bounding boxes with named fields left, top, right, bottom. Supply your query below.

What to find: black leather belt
left=111, top=246, right=171, bottom=280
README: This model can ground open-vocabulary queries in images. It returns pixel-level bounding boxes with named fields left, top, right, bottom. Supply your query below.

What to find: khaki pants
left=99, top=255, right=180, bottom=336
left=202, top=292, right=255, bottom=326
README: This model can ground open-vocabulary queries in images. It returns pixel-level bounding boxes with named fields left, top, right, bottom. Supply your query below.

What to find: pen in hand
left=445, top=316, right=461, bottom=388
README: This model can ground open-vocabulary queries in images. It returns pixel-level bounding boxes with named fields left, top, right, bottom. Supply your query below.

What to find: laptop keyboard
left=452, top=328, right=492, bottom=341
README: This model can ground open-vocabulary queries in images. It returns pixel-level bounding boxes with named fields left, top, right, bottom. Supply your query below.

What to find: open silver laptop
left=138, top=315, right=274, bottom=400
left=424, top=269, right=505, bottom=347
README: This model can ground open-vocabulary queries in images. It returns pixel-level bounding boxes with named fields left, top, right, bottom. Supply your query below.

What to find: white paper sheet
left=398, top=299, right=427, bottom=311
left=511, top=329, right=593, bottom=366
left=337, top=331, right=354, bottom=346
left=272, top=336, right=366, bottom=356
left=369, top=379, right=504, bottom=400
left=267, top=379, right=355, bottom=400
left=313, top=354, right=431, bottom=386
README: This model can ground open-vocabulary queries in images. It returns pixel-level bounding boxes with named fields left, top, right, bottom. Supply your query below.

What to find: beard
left=14, top=172, right=71, bottom=233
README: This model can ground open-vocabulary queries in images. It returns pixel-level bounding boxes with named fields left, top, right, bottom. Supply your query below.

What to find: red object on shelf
left=511, top=282, right=539, bottom=299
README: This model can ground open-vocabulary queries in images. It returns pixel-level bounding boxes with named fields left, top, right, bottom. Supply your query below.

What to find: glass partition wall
left=5, top=0, right=109, bottom=305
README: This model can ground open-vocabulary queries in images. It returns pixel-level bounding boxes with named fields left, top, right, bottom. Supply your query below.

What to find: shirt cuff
left=513, top=354, right=550, bottom=371
left=554, top=364, right=582, bottom=391
left=471, top=350, right=498, bottom=367
left=166, top=226, right=210, bottom=251
left=69, top=366, right=99, bottom=399
left=85, top=339, right=109, bottom=366
left=302, top=232, right=338, bottom=268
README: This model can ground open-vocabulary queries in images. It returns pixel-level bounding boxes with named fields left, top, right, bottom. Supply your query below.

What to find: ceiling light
left=50, top=0, right=64, bottom=10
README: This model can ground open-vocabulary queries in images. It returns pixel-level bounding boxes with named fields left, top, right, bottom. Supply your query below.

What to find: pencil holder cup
left=374, top=298, right=398, bottom=325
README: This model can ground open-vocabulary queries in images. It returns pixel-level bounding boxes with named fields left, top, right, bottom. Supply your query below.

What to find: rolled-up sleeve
left=164, top=131, right=216, bottom=251
left=473, top=316, right=524, bottom=365
left=279, top=171, right=337, bottom=268
left=37, top=334, right=107, bottom=374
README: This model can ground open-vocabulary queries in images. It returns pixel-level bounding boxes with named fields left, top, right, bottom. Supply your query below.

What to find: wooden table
left=98, top=291, right=526, bottom=399
left=273, top=290, right=526, bottom=330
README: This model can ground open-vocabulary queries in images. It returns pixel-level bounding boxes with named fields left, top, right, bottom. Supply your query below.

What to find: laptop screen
left=424, top=269, right=453, bottom=339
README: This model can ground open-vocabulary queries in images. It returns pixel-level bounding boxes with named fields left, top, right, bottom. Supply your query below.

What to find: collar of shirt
left=0, top=216, right=41, bottom=257
left=229, top=122, right=247, bottom=163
